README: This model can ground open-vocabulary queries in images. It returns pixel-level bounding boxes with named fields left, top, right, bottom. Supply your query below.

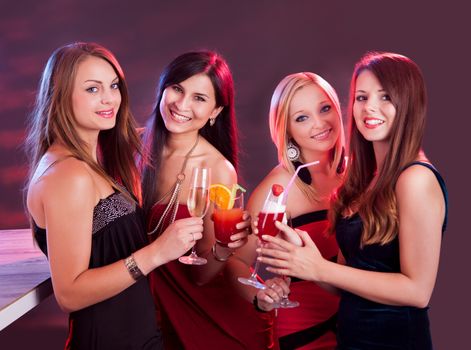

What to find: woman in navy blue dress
left=257, top=52, right=448, bottom=349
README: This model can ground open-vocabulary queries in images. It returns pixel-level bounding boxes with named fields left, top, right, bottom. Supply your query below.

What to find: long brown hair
left=269, top=72, right=345, bottom=202
left=330, top=52, right=427, bottom=245
left=141, top=51, right=238, bottom=214
left=25, top=42, right=142, bottom=199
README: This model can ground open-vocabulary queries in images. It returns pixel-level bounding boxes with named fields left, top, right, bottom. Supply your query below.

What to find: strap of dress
left=147, top=135, right=200, bottom=236
left=35, top=155, right=77, bottom=182
left=402, top=161, right=448, bottom=232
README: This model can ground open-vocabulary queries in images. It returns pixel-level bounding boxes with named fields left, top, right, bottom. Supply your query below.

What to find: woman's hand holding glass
left=212, top=190, right=250, bottom=260
left=255, top=277, right=291, bottom=312
left=151, top=217, right=204, bottom=266
left=257, top=220, right=325, bottom=283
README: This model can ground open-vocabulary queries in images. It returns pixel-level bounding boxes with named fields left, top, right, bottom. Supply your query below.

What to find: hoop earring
left=287, top=140, right=300, bottom=162
left=209, top=118, right=216, bottom=127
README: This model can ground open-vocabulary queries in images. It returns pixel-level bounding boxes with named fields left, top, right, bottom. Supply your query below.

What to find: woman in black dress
left=25, top=42, right=204, bottom=349
left=257, top=52, right=448, bottom=349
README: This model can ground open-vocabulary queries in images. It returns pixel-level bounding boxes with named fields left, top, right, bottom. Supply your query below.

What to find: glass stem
left=189, top=247, right=197, bottom=257
left=250, top=256, right=261, bottom=280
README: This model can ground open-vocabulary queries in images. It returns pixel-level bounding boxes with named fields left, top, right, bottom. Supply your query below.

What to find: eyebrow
left=291, top=109, right=306, bottom=116
left=355, top=89, right=386, bottom=93
left=84, top=76, right=119, bottom=84
left=174, top=83, right=211, bottom=99
left=291, top=100, right=330, bottom=115
left=195, top=92, right=210, bottom=99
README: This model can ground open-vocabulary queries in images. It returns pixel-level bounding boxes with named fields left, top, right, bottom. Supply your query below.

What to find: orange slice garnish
left=209, top=184, right=232, bottom=209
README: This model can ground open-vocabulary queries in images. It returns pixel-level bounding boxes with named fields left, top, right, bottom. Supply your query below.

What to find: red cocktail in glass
left=213, top=207, right=244, bottom=246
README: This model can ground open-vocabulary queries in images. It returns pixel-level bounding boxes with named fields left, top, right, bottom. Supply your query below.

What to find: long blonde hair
left=330, top=52, right=427, bottom=245
left=25, top=42, right=142, bottom=200
left=269, top=72, right=345, bottom=202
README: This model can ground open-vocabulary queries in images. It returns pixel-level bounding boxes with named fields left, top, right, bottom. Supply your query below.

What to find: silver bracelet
left=211, top=243, right=234, bottom=262
left=124, top=254, right=144, bottom=281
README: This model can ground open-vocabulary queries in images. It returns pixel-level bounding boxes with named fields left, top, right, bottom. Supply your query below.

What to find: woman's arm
left=39, top=160, right=203, bottom=312
left=259, top=165, right=445, bottom=307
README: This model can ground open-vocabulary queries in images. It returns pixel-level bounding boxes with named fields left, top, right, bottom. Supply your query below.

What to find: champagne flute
left=238, top=185, right=284, bottom=289
left=179, top=167, right=210, bottom=265
left=273, top=211, right=300, bottom=308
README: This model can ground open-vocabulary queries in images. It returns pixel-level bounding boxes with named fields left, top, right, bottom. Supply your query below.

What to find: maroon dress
left=277, top=210, right=339, bottom=350
left=148, top=204, right=278, bottom=350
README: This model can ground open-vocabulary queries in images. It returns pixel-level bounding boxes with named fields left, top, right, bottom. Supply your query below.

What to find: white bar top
left=0, top=229, right=52, bottom=331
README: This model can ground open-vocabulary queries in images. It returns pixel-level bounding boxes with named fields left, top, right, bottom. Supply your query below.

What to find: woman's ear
left=210, top=106, right=224, bottom=120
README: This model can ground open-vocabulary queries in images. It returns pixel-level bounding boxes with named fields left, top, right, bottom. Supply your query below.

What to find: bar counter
left=0, top=229, right=52, bottom=331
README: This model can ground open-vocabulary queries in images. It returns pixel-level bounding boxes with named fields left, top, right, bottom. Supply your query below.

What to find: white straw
left=281, top=160, right=319, bottom=205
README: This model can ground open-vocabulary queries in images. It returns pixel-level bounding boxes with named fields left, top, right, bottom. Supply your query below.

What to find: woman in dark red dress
left=141, top=51, right=277, bottom=349
left=229, top=72, right=345, bottom=349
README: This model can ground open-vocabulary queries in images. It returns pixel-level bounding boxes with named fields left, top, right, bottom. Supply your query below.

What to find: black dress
left=335, top=162, right=448, bottom=350
left=34, top=192, right=163, bottom=350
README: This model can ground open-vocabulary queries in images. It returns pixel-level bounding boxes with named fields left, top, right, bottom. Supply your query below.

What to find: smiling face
left=287, top=83, right=340, bottom=157
left=71, top=56, right=121, bottom=141
left=353, top=69, right=397, bottom=145
left=159, top=73, right=223, bottom=135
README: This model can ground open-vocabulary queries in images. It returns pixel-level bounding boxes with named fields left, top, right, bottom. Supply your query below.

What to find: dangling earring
left=287, top=140, right=311, bottom=185
left=287, top=140, right=300, bottom=162
left=209, top=118, right=216, bottom=127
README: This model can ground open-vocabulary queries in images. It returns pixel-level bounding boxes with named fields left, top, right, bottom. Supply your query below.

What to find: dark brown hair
left=141, top=51, right=238, bottom=213
left=330, top=52, right=427, bottom=245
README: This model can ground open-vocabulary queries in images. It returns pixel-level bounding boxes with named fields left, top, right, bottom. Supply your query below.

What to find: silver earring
left=287, top=140, right=300, bottom=161
left=209, top=118, right=216, bottom=127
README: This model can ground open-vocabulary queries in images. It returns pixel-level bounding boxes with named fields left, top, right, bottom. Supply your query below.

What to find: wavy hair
left=329, top=52, right=427, bottom=245
left=25, top=42, right=142, bottom=199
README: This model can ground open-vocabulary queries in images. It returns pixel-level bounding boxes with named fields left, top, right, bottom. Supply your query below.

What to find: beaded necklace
left=147, top=135, right=200, bottom=236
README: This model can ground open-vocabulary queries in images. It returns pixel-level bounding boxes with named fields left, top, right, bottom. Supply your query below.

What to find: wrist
left=252, top=295, right=268, bottom=313
left=149, top=239, right=166, bottom=268
left=124, top=254, right=144, bottom=281
left=316, top=258, right=330, bottom=283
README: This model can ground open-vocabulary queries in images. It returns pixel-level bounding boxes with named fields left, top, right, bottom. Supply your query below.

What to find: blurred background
left=1, top=1, right=469, bottom=348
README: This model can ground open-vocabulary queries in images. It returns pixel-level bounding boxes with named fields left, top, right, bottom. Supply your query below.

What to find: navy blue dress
left=335, top=162, right=448, bottom=350
left=34, top=192, right=163, bottom=350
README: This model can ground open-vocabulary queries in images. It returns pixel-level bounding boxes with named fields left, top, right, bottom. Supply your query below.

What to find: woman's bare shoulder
left=30, top=157, right=95, bottom=205
left=200, top=139, right=237, bottom=184
left=28, top=156, right=96, bottom=226
left=247, top=164, right=290, bottom=212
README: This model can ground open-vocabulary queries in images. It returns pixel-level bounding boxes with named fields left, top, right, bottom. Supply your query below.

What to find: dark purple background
left=1, top=1, right=469, bottom=348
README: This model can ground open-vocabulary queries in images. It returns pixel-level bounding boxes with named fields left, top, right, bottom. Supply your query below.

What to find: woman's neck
left=165, top=132, right=200, bottom=157
left=49, top=139, right=98, bottom=162
left=302, top=149, right=332, bottom=176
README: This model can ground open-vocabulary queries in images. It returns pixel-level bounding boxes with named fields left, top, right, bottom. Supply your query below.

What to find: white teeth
left=97, top=110, right=113, bottom=117
left=171, top=110, right=190, bottom=121
left=312, top=129, right=330, bottom=139
left=365, top=119, right=384, bottom=125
